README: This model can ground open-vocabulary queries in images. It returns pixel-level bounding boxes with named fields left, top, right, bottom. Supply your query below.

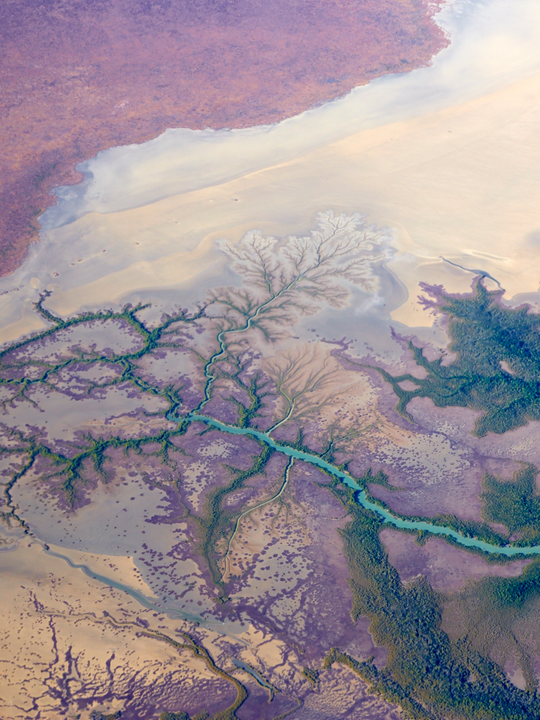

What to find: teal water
left=231, top=658, right=276, bottom=697
left=43, top=544, right=208, bottom=623
left=186, top=414, right=540, bottom=558
left=44, top=545, right=159, bottom=609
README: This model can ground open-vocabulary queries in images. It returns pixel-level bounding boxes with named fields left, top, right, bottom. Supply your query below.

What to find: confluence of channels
left=174, top=412, right=540, bottom=559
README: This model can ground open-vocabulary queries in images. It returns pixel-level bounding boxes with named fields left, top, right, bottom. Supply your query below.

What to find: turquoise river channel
left=179, top=413, right=540, bottom=559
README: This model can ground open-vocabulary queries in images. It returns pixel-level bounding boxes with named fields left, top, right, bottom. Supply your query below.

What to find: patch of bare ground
left=0, top=0, right=448, bottom=275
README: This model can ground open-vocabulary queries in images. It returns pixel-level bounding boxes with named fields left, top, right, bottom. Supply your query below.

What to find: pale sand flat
left=30, top=70, right=540, bottom=328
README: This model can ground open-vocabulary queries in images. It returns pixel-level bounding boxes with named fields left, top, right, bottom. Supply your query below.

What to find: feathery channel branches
left=208, top=210, right=390, bottom=342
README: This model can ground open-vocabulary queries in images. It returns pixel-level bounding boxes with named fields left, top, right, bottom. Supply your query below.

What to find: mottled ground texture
left=5, top=214, right=540, bottom=717
left=0, top=0, right=447, bottom=275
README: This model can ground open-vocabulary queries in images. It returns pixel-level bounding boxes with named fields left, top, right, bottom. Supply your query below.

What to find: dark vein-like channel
left=178, top=413, right=540, bottom=558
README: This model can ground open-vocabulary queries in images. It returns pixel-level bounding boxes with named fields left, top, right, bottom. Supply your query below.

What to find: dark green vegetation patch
left=446, top=561, right=540, bottom=695
left=5, top=280, right=540, bottom=719
left=482, top=464, right=540, bottom=545
left=326, top=479, right=540, bottom=720
left=377, top=279, right=540, bottom=436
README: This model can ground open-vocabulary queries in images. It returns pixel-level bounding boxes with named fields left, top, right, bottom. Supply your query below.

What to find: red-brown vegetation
left=0, top=0, right=447, bottom=275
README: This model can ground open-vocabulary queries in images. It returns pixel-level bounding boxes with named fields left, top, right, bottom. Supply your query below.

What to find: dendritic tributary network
left=3, top=211, right=540, bottom=719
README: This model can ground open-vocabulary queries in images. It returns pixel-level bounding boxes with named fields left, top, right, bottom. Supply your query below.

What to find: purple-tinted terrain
left=2, top=213, right=539, bottom=719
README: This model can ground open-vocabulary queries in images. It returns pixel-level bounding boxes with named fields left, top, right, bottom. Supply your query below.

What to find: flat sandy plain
left=0, top=0, right=446, bottom=276
left=3, top=1, right=540, bottom=719
left=2, top=0, right=540, bottom=335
